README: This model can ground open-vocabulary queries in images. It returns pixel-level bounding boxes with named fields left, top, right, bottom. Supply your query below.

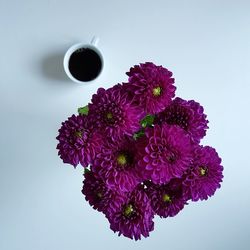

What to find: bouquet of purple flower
left=56, top=62, right=223, bottom=240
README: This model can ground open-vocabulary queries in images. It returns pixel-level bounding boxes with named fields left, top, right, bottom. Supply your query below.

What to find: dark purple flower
left=145, top=178, right=187, bottom=218
left=92, top=136, right=141, bottom=193
left=82, top=170, right=125, bottom=214
left=136, top=124, right=193, bottom=184
left=88, top=84, right=144, bottom=140
left=183, top=145, right=223, bottom=201
left=56, top=114, right=102, bottom=167
left=107, top=186, right=154, bottom=240
left=126, top=62, right=176, bottom=114
left=155, top=97, right=209, bottom=143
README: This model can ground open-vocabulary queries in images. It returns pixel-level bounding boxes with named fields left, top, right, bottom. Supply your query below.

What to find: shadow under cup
left=64, top=44, right=103, bottom=83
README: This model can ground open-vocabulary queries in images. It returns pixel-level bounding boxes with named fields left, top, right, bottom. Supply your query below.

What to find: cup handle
left=91, top=36, right=99, bottom=47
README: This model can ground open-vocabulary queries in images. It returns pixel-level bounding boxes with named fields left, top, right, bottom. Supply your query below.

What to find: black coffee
left=68, top=48, right=102, bottom=82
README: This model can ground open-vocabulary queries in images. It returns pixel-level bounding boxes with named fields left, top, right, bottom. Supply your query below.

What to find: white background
left=0, top=0, right=249, bottom=249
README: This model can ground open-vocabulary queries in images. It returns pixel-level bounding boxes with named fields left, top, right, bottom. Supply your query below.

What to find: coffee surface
left=68, top=48, right=102, bottom=81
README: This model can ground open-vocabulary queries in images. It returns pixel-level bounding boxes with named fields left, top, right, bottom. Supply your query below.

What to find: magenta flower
left=126, top=62, right=176, bottom=114
left=92, top=136, right=141, bottom=193
left=145, top=178, right=187, bottom=218
left=56, top=114, right=102, bottom=167
left=136, top=124, right=193, bottom=184
left=56, top=62, right=224, bottom=241
left=155, top=97, right=209, bottom=143
left=88, top=84, right=144, bottom=140
left=107, top=186, right=154, bottom=240
left=183, top=145, right=223, bottom=201
left=82, top=170, right=125, bottom=214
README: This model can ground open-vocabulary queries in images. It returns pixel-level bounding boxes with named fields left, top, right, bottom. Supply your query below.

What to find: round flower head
left=126, top=62, right=176, bottom=114
left=145, top=178, right=187, bottom=218
left=155, top=97, right=209, bottom=143
left=82, top=170, right=125, bottom=214
left=56, top=114, right=102, bottom=167
left=107, top=186, right=154, bottom=241
left=88, top=84, right=144, bottom=140
left=136, top=124, right=193, bottom=184
left=92, top=136, right=141, bottom=193
left=183, top=145, right=223, bottom=201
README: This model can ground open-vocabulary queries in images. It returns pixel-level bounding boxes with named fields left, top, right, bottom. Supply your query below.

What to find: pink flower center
left=166, top=151, right=177, bottom=163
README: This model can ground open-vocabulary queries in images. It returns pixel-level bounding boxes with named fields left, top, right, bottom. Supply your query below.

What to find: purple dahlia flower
left=136, top=124, right=193, bottom=184
left=107, top=186, right=154, bottom=240
left=126, top=62, right=176, bottom=114
left=155, top=97, right=209, bottom=143
left=82, top=170, right=125, bottom=214
left=56, top=114, right=102, bottom=167
left=183, top=145, right=223, bottom=201
left=88, top=84, right=144, bottom=140
left=145, top=178, right=187, bottom=218
left=92, top=136, right=141, bottom=193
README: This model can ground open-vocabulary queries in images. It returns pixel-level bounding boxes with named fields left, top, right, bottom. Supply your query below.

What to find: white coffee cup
left=63, top=36, right=104, bottom=84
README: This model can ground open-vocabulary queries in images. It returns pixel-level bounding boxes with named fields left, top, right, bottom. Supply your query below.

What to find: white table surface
left=1, top=0, right=249, bottom=249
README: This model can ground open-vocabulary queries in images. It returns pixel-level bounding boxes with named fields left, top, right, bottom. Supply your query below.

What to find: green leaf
left=140, top=114, right=155, bottom=128
left=78, top=105, right=89, bottom=115
left=84, top=168, right=90, bottom=174
left=133, top=129, right=145, bottom=140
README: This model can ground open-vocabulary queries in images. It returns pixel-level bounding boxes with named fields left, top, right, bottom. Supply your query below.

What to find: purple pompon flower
left=136, top=124, right=193, bottom=184
left=126, top=62, right=176, bottom=114
left=155, top=97, right=209, bottom=143
left=88, top=84, right=144, bottom=140
left=183, top=145, right=223, bottom=201
left=56, top=114, right=102, bottom=168
left=92, top=136, right=141, bottom=193
left=107, top=186, right=154, bottom=241
left=145, top=178, right=188, bottom=218
left=82, top=170, right=125, bottom=214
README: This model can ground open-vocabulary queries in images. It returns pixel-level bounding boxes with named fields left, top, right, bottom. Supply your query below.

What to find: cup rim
left=63, top=43, right=104, bottom=84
